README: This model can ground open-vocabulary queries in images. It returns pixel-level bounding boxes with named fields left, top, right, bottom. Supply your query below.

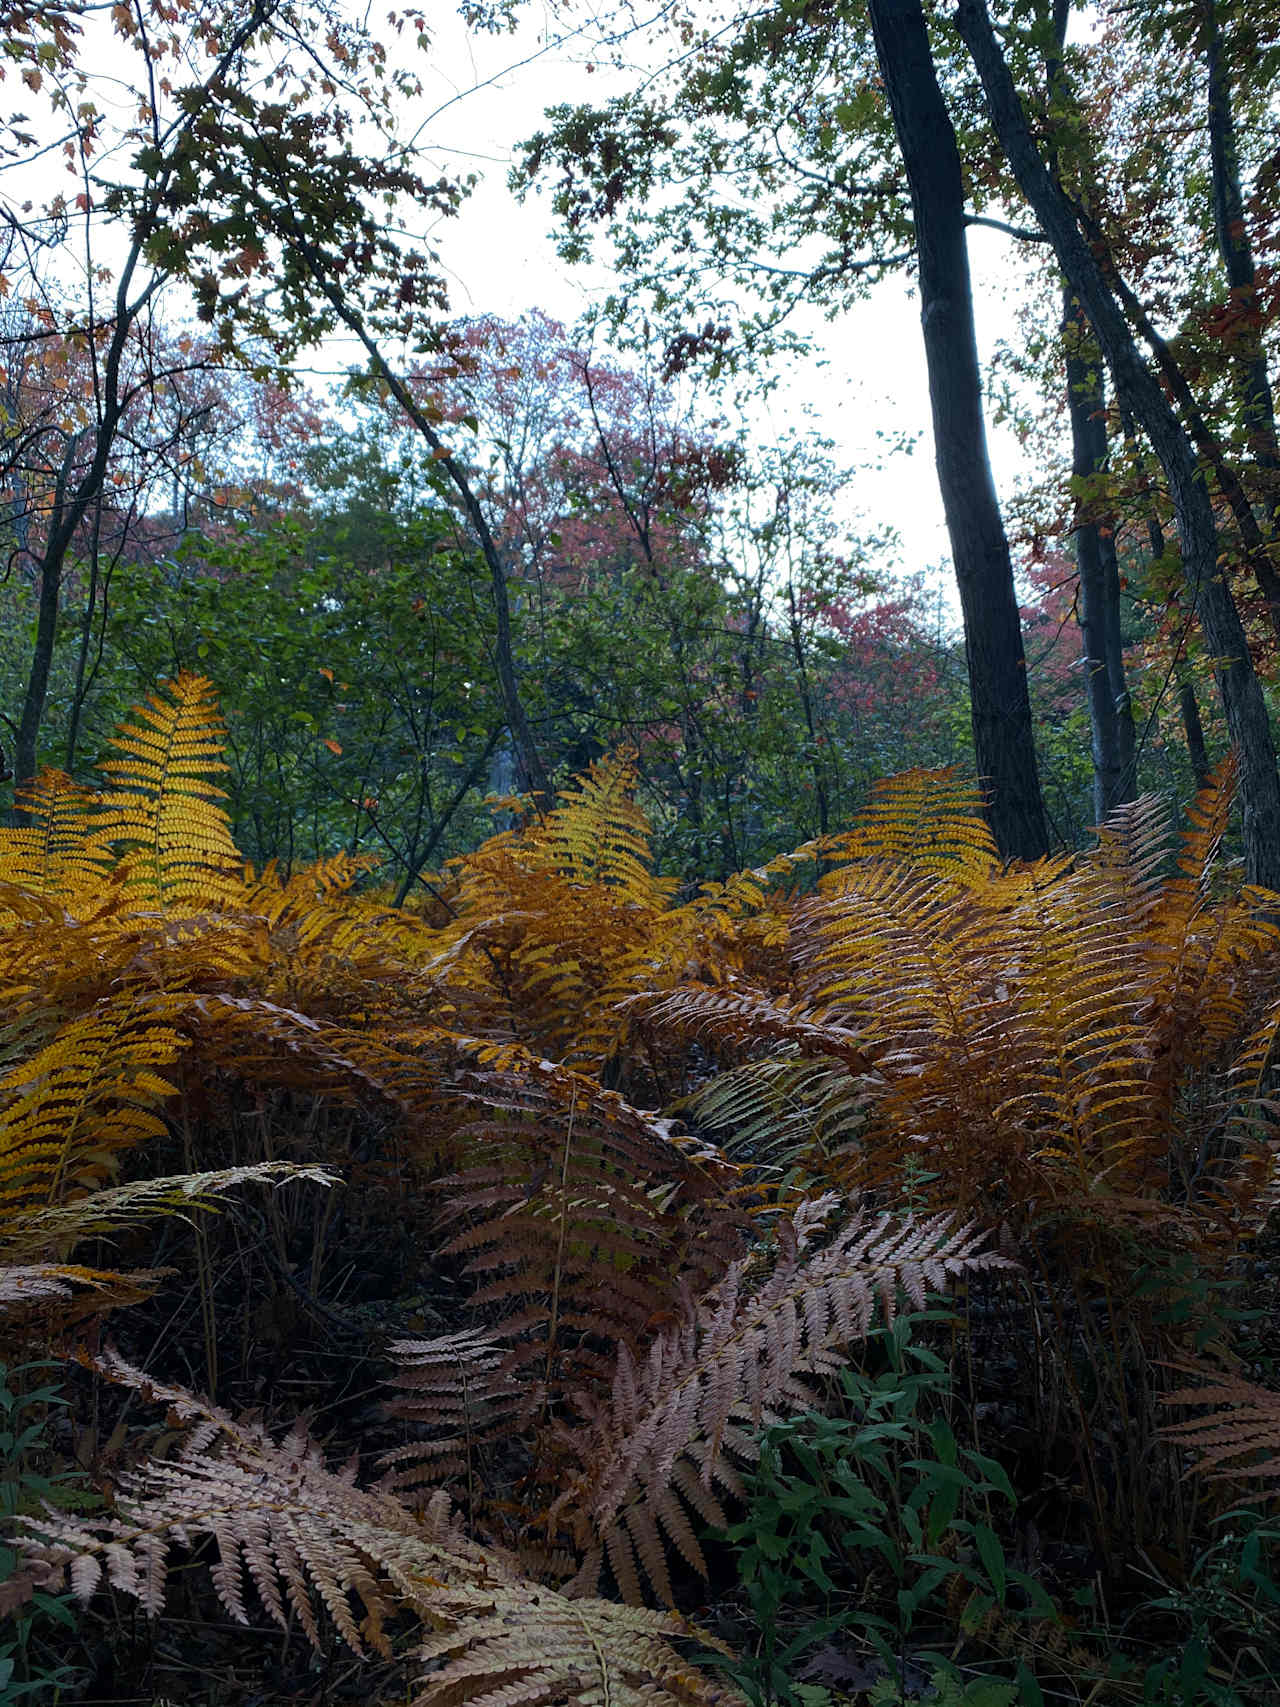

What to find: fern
left=381, top=1328, right=524, bottom=1498
left=558, top=1201, right=1009, bottom=1603
left=0, top=771, right=112, bottom=913
left=17, top=1356, right=746, bottom=1705
left=0, top=999, right=188, bottom=1219
left=413, top=1586, right=741, bottom=1706
left=0, top=1263, right=164, bottom=1317
left=835, top=766, right=1000, bottom=877
left=94, top=674, right=243, bottom=912
left=2, top=1161, right=338, bottom=1265
left=1161, top=1363, right=1280, bottom=1487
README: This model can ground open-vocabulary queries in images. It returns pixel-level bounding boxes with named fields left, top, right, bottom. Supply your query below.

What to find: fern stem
left=543, top=1089, right=578, bottom=1403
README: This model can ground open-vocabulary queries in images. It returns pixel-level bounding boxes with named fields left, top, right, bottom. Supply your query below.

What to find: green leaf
left=964, top=1451, right=1016, bottom=1504
left=974, top=1522, right=1006, bottom=1604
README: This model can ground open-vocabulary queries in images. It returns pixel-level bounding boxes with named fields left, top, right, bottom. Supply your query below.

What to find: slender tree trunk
left=1179, top=680, right=1212, bottom=791
left=957, top=0, right=1280, bottom=890
left=866, top=0, right=1050, bottom=860
left=1205, top=0, right=1280, bottom=537
left=1063, top=292, right=1136, bottom=818
left=1099, top=531, right=1135, bottom=796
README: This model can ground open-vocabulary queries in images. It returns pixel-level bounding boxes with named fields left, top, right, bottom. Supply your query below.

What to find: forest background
left=6, top=0, right=1277, bottom=879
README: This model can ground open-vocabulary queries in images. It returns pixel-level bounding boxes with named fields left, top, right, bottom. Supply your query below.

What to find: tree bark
left=866, top=0, right=1050, bottom=860
left=1179, top=679, right=1212, bottom=791
left=1205, top=0, right=1280, bottom=538
left=1063, top=292, right=1136, bottom=819
left=956, top=0, right=1280, bottom=891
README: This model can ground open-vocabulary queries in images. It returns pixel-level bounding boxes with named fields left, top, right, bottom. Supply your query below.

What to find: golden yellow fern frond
left=94, top=673, right=243, bottom=912
left=834, top=767, right=999, bottom=882
left=527, top=746, right=665, bottom=900
left=1161, top=1362, right=1280, bottom=1486
left=0, top=998, right=188, bottom=1224
left=560, top=1201, right=1010, bottom=1603
left=0, top=771, right=112, bottom=913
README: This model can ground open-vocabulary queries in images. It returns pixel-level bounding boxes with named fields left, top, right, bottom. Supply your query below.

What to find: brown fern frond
left=560, top=1202, right=1010, bottom=1602
left=1161, top=1362, right=1280, bottom=1486
left=436, top=1052, right=748, bottom=1380
left=94, top=674, right=243, bottom=913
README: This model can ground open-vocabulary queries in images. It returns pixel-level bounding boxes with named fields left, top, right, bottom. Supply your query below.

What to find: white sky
left=410, top=5, right=1048, bottom=599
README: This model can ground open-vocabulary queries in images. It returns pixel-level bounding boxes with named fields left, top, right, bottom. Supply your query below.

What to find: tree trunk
left=1063, top=291, right=1136, bottom=819
left=956, top=0, right=1280, bottom=891
left=1179, top=679, right=1212, bottom=791
left=1205, top=0, right=1280, bottom=537
left=866, top=0, right=1050, bottom=860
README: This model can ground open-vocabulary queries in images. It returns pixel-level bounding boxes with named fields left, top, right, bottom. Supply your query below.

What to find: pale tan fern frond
left=18, top=1358, right=745, bottom=1703
left=0, top=1263, right=165, bottom=1317
left=412, top=1583, right=744, bottom=1707
left=560, top=1202, right=1010, bottom=1602
left=94, top=673, right=243, bottom=912
left=381, top=1329, right=524, bottom=1494
left=634, top=985, right=875, bottom=1072
left=17, top=1362, right=494, bottom=1657
left=1161, top=1362, right=1280, bottom=1486
left=3, top=1161, right=338, bottom=1263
